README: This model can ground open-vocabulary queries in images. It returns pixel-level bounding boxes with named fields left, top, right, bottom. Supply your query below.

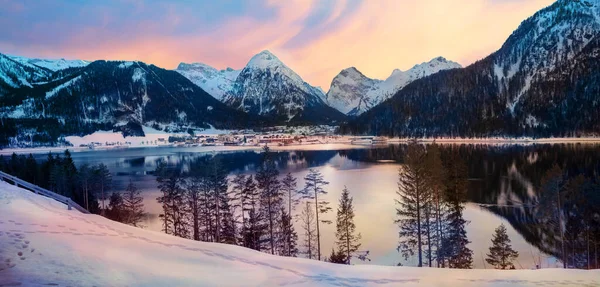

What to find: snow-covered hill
left=175, top=63, right=240, bottom=101
left=1, top=181, right=598, bottom=286
left=325, top=57, right=462, bottom=116
left=7, top=55, right=89, bottom=72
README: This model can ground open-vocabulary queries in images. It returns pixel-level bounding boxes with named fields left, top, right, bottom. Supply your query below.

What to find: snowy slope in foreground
left=1, top=182, right=598, bottom=287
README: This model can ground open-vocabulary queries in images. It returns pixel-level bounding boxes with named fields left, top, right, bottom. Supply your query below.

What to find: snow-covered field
left=0, top=182, right=598, bottom=286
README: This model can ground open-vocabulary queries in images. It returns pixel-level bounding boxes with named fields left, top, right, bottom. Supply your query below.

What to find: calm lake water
left=33, top=143, right=600, bottom=269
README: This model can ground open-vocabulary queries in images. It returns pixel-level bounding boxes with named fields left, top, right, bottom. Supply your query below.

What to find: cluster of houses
left=77, top=125, right=389, bottom=150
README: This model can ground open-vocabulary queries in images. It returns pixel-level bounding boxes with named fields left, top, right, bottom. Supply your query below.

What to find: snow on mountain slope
left=223, top=50, right=344, bottom=124
left=492, top=0, right=600, bottom=114
left=325, top=57, right=462, bottom=116
left=8, top=55, right=89, bottom=71
left=1, top=182, right=599, bottom=286
left=176, top=51, right=341, bottom=124
left=0, top=53, right=51, bottom=89
left=175, top=63, right=240, bottom=101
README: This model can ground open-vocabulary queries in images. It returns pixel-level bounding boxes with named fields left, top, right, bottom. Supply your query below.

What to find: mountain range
left=0, top=57, right=267, bottom=146
left=177, top=50, right=345, bottom=124
left=1, top=0, right=599, bottom=147
left=341, top=0, right=600, bottom=138
left=324, top=57, right=461, bottom=116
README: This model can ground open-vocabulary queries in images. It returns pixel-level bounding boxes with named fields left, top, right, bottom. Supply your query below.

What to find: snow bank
left=0, top=182, right=598, bottom=286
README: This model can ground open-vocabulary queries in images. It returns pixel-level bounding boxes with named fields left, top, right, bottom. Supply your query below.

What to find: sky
left=0, top=0, right=555, bottom=90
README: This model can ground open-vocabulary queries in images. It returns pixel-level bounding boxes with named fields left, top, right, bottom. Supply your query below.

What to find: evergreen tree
left=425, top=143, right=447, bottom=267
left=219, top=197, right=237, bottom=245
left=538, top=164, right=567, bottom=268
left=62, top=150, right=77, bottom=193
left=24, top=154, right=39, bottom=184
left=207, top=158, right=229, bottom=243
left=231, top=174, right=248, bottom=243
left=327, top=248, right=347, bottom=264
left=156, top=160, right=185, bottom=236
left=301, top=169, right=331, bottom=260
left=183, top=174, right=205, bottom=241
left=281, top=172, right=299, bottom=216
left=78, top=164, right=94, bottom=211
left=486, top=224, right=519, bottom=269
left=242, top=175, right=263, bottom=250
left=94, top=163, right=112, bottom=215
left=441, top=151, right=473, bottom=269
left=256, top=146, right=282, bottom=254
left=107, top=191, right=124, bottom=222
left=335, top=186, right=361, bottom=264
left=301, top=201, right=318, bottom=259
left=396, top=142, right=429, bottom=267
left=122, top=179, right=146, bottom=227
left=281, top=172, right=299, bottom=255
left=278, top=207, right=298, bottom=257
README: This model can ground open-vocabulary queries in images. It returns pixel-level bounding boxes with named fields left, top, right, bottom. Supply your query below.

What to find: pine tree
left=301, top=169, right=331, bottom=260
left=78, top=164, right=94, bottom=211
left=219, top=197, right=237, bottom=245
left=396, top=142, right=429, bottom=267
left=242, top=175, right=264, bottom=250
left=122, top=179, right=146, bottom=227
left=24, top=154, right=39, bottom=185
left=538, top=164, right=566, bottom=268
left=281, top=172, right=299, bottom=255
left=107, top=191, right=124, bottom=222
left=183, top=175, right=203, bottom=241
left=335, top=186, right=361, bottom=264
left=156, top=160, right=185, bottom=237
left=278, top=207, right=298, bottom=257
left=231, top=174, right=248, bottom=243
left=281, top=172, right=299, bottom=216
left=256, top=146, right=282, bottom=254
left=442, top=151, right=473, bottom=269
left=327, top=248, right=347, bottom=264
left=425, top=143, right=447, bottom=267
left=207, top=158, right=229, bottom=243
left=301, top=201, right=318, bottom=259
left=94, top=163, right=112, bottom=215
left=486, top=224, right=519, bottom=269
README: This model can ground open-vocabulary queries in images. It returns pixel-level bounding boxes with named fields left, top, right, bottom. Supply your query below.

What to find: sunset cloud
left=0, top=0, right=554, bottom=89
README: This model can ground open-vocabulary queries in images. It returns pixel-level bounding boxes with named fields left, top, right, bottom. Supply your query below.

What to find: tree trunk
left=557, top=191, right=566, bottom=268
left=268, top=194, right=274, bottom=255
left=416, top=178, right=422, bottom=267
left=314, top=188, right=322, bottom=261
left=346, top=213, right=350, bottom=264
left=435, top=194, right=442, bottom=268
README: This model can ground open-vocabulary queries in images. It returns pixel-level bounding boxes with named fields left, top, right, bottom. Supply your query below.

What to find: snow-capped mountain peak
left=175, top=50, right=341, bottom=124
left=175, top=62, right=241, bottom=101
left=325, top=57, right=462, bottom=116
left=7, top=55, right=89, bottom=71
left=223, top=50, right=343, bottom=123
left=245, top=50, right=284, bottom=70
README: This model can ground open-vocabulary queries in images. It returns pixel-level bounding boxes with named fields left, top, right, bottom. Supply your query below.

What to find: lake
left=31, top=143, right=600, bottom=269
